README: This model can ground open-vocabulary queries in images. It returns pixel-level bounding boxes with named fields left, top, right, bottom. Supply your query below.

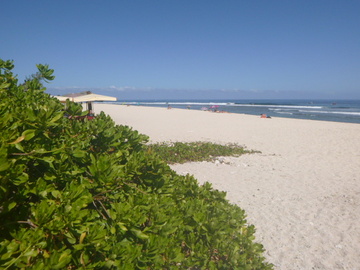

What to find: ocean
left=114, top=99, right=360, bottom=124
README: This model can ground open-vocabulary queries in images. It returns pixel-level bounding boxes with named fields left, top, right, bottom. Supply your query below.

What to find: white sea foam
left=128, top=102, right=230, bottom=106
left=233, top=104, right=323, bottom=109
left=298, top=110, right=360, bottom=116
left=126, top=101, right=323, bottom=109
left=269, top=108, right=294, bottom=111
left=276, top=111, right=294, bottom=115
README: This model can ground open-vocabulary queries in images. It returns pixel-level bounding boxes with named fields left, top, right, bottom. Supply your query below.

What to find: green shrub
left=0, top=59, right=273, bottom=269
left=147, top=142, right=258, bottom=164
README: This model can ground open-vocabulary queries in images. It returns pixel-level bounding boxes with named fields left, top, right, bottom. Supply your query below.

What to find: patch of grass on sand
left=146, top=141, right=258, bottom=164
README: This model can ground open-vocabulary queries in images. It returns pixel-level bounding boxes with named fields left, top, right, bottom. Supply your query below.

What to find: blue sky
left=2, top=0, right=360, bottom=100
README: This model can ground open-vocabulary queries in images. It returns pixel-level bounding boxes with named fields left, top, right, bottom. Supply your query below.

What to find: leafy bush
left=147, top=142, right=258, bottom=164
left=0, top=59, right=273, bottom=269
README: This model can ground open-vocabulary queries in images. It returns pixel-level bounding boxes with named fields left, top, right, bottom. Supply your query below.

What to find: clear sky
left=2, top=0, right=360, bottom=100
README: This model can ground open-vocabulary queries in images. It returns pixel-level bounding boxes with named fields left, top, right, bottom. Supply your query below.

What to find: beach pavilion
left=53, top=91, right=117, bottom=113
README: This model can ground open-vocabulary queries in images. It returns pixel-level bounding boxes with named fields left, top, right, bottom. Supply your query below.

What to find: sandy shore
left=94, top=104, right=360, bottom=269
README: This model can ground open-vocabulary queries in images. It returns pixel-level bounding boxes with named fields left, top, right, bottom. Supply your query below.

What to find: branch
left=17, top=220, right=38, bottom=228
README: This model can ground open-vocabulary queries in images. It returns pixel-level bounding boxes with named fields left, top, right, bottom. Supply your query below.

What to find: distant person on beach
left=260, top=114, right=271, bottom=118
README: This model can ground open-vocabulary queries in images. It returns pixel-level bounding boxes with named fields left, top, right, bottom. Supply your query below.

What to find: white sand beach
left=94, top=104, right=360, bottom=269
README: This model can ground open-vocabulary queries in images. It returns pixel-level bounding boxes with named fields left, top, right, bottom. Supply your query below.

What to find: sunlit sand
left=95, top=103, right=360, bottom=269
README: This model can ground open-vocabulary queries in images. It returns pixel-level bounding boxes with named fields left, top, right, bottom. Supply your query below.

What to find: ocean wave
left=298, top=110, right=360, bottom=116
left=269, top=108, right=294, bottom=111
left=167, top=102, right=230, bottom=106
left=232, top=104, right=323, bottom=109
left=124, top=101, right=323, bottom=109
left=125, top=101, right=231, bottom=106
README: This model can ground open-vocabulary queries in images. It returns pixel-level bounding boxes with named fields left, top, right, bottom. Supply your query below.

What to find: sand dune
left=94, top=104, right=360, bottom=269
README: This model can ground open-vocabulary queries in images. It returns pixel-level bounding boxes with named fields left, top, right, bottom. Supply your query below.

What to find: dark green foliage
left=0, top=60, right=273, bottom=269
left=147, top=142, right=258, bottom=164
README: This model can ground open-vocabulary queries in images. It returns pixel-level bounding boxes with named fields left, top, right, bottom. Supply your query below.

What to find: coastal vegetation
left=147, top=142, right=257, bottom=164
left=0, top=59, right=272, bottom=269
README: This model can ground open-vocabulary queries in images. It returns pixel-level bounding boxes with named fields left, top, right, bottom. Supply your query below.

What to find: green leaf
left=0, top=161, right=10, bottom=171
left=73, top=149, right=86, bottom=158
left=23, top=249, right=39, bottom=257
left=0, top=82, right=11, bottom=89
left=52, top=250, right=71, bottom=269
left=49, top=112, right=64, bottom=123
left=130, top=228, right=149, bottom=240
left=22, top=129, right=36, bottom=141
left=51, top=190, right=61, bottom=199
left=118, top=222, right=128, bottom=232
left=8, top=202, right=17, bottom=211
